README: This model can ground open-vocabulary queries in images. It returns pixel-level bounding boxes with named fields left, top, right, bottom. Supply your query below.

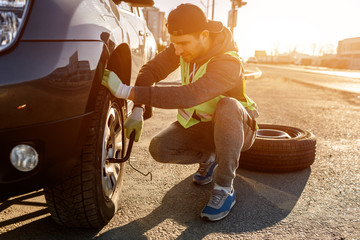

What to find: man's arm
left=135, top=44, right=180, bottom=87
left=133, top=54, right=242, bottom=109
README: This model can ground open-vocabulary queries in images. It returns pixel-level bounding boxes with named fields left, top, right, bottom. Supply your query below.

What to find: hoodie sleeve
left=135, top=44, right=180, bottom=87
left=134, top=53, right=242, bottom=109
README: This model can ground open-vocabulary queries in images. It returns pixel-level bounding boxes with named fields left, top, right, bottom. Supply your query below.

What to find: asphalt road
left=0, top=65, right=359, bottom=240
left=255, top=64, right=360, bottom=94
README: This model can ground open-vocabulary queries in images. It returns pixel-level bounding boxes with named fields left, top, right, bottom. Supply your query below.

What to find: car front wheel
left=44, top=87, right=127, bottom=228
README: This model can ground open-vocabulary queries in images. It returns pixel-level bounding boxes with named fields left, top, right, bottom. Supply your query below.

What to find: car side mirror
left=113, top=0, right=154, bottom=7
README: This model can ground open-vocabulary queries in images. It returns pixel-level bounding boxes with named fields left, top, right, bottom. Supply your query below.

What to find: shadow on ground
left=0, top=191, right=47, bottom=226
left=0, top=168, right=310, bottom=240
left=0, top=191, right=98, bottom=240
left=96, top=168, right=311, bottom=239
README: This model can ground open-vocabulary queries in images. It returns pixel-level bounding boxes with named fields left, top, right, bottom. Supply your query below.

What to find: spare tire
left=239, top=124, right=316, bottom=172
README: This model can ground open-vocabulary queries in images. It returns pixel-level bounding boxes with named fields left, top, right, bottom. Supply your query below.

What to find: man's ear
left=200, top=30, right=210, bottom=41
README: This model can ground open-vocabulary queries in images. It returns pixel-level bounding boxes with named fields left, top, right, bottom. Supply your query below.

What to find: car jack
left=106, top=132, right=152, bottom=180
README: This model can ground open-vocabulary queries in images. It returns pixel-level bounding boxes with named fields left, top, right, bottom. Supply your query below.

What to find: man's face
left=170, top=32, right=207, bottom=63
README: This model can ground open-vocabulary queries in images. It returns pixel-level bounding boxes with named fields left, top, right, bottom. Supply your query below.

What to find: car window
left=136, top=7, right=145, bottom=20
left=133, top=7, right=139, bottom=17
left=118, top=2, right=132, bottom=12
left=138, top=8, right=145, bottom=19
left=132, top=7, right=145, bottom=21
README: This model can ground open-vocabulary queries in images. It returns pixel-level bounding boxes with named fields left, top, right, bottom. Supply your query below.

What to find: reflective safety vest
left=177, top=51, right=258, bottom=129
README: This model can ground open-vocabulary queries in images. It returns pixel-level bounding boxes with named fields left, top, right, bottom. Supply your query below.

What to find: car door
left=117, top=2, right=144, bottom=86
left=99, top=0, right=125, bottom=45
left=133, top=6, right=157, bottom=63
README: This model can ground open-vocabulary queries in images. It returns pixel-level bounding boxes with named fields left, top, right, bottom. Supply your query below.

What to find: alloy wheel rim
left=102, top=103, right=123, bottom=199
left=256, top=129, right=291, bottom=139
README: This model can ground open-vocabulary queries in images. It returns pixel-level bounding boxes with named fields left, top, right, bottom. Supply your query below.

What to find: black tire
left=44, top=87, right=127, bottom=228
left=239, top=124, right=316, bottom=172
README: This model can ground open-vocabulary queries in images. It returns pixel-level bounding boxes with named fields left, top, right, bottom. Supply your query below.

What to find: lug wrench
left=106, top=131, right=152, bottom=180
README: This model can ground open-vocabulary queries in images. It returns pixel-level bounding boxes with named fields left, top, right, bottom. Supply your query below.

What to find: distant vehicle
left=247, top=57, right=258, bottom=63
left=0, top=0, right=156, bottom=228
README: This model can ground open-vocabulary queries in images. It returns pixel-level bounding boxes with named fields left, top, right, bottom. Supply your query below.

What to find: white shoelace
left=209, top=189, right=228, bottom=207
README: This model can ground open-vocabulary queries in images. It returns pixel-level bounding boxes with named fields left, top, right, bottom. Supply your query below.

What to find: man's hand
left=102, top=69, right=133, bottom=99
left=124, top=107, right=144, bottom=142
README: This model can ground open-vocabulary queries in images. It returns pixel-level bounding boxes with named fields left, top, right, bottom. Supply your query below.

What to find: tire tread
left=44, top=88, right=122, bottom=228
left=239, top=124, right=316, bottom=172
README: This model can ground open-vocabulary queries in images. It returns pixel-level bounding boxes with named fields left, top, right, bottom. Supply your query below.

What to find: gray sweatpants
left=149, top=97, right=257, bottom=188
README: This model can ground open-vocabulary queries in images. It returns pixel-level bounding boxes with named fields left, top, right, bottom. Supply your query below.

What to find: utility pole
left=200, top=0, right=210, bottom=17
left=211, top=0, right=215, bottom=20
left=202, top=0, right=215, bottom=20
left=228, top=0, right=247, bottom=34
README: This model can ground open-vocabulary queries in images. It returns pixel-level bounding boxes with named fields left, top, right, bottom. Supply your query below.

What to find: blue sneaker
left=193, top=159, right=217, bottom=185
left=201, top=188, right=236, bottom=221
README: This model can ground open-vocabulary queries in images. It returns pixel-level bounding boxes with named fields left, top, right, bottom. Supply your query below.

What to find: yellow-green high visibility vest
left=177, top=51, right=257, bottom=129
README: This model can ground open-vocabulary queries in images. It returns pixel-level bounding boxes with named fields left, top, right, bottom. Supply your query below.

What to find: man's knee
left=218, top=97, right=238, bottom=107
left=149, top=136, right=167, bottom=163
left=215, top=97, right=245, bottom=120
left=217, top=97, right=240, bottom=112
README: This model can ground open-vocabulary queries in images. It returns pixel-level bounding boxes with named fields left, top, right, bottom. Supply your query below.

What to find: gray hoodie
left=134, top=27, right=257, bottom=115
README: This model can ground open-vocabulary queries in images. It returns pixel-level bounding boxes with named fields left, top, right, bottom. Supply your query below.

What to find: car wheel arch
left=106, top=43, right=132, bottom=86
left=85, top=42, right=132, bottom=113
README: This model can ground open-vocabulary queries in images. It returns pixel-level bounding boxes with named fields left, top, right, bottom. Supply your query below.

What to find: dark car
left=0, top=0, right=156, bottom=228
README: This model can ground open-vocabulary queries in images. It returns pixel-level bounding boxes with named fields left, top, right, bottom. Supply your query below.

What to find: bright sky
left=153, top=0, right=360, bottom=60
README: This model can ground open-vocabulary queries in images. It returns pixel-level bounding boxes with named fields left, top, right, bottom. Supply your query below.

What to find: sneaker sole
left=201, top=200, right=236, bottom=221
left=193, top=176, right=213, bottom=185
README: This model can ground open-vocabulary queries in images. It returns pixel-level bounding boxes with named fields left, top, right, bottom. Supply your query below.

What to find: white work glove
left=124, top=107, right=144, bottom=142
left=101, top=69, right=133, bottom=99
